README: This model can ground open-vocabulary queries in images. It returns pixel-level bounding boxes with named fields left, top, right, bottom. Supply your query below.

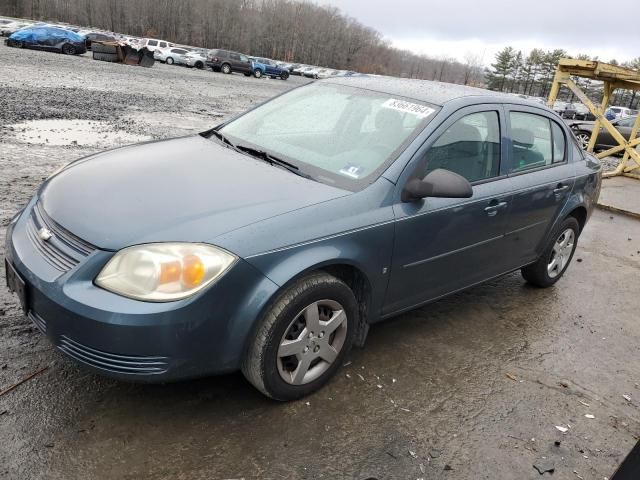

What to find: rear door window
left=509, top=112, right=553, bottom=171
left=551, top=121, right=566, bottom=163
left=147, top=40, right=157, bottom=46
left=159, top=42, right=167, bottom=48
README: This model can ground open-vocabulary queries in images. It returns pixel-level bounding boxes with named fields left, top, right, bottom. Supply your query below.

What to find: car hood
left=39, top=135, right=349, bottom=251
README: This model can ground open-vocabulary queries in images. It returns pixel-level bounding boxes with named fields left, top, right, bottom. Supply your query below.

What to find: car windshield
left=218, top=83, right=438, bottom=190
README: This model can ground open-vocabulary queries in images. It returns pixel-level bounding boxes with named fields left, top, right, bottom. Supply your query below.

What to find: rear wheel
left=242, top=272, right=358, bottom=401
left=254, top=68, right=263, bottom=78
left=221, top=63, right=232, bottom=74
left=61, top=43, right=76, bottom=55
left=195, top=61, right=203, bottom=69
left=521, top=217, right=580, bottom=288
left=575, top=131, right=591, bottom=150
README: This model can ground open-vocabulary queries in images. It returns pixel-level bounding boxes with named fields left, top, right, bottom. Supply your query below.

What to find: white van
left=142, top=38, right=174, bottom=52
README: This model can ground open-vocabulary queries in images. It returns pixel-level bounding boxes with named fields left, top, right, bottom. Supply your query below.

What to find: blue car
left=6, top=26, right=86, bottom=55
left=250, top=57, right=289, bottom=80
left=4, top=77, right=601, bottom=400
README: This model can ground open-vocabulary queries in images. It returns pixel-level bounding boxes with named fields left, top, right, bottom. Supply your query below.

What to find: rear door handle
left=554, top=184, right=570, bottom=194
left=484, top=201, right=508, bottom=216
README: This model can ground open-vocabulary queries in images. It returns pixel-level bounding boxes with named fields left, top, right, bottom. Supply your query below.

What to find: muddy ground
left=1, top=43, right=639, bottom=480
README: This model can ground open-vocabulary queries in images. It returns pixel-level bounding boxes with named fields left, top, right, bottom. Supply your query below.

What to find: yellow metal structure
left=547, top=58, right=640, bottom=179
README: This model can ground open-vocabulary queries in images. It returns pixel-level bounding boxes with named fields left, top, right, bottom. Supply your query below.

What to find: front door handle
left=484, top=201, right=508, bottom=216
left=554, top=184, right=570, bottom=195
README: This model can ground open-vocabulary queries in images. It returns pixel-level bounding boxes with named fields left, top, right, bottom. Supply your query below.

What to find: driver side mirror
left=402, top=168, right=473, bottom=202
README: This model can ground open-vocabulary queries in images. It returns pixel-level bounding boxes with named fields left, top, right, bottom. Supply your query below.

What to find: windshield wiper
left=235, top=144, right=313, bottom=179
left=210, top=129, right=239, bottom=150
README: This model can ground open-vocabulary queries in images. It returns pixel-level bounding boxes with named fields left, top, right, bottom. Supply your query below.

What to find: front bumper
left=4, top=199, right=279, bottom=382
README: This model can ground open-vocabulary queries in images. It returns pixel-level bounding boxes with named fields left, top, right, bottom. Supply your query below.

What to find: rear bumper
left=4, top=200, right=280, bottom=382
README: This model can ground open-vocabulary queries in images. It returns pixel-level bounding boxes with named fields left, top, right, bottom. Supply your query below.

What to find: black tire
left=244, top=72, right=251, bottom=77
left=521, top=216, right=580, bottom=288
left=253, top=68, right=263, bottom=78
left=195, top=61, right=203, bottom=69
left=221, top=63, right=232, bottom=74
left=280, top=72, right=289, bottom=80
left=93, top=52, right=119, bottom=62
left=166, top=57, right=174, bottom=65
left=61, top=43, right=76, bottom=55
left=91, top=43, right=117, bottom=54
left=241, top=272, right=358, bottom=401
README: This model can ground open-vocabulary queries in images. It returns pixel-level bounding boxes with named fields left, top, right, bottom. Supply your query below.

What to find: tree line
left=485, top=46, right=640, bottom=109
left=0, top=0, right=484, bottom=85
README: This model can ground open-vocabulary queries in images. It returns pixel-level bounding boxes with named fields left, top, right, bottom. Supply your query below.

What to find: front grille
left=25, top=203, right=95, bottom=273
left=28, top=311, right=46, bottom=334
left=59, top=335, right=169, bottom=375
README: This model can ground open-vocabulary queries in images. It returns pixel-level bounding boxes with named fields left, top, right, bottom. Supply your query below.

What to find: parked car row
left=1, top=15, right=362, bottom=81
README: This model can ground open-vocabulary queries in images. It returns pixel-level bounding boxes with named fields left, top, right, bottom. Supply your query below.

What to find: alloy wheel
left=62, top=44, right=75, bottom=55
left=548, top=228, right=575, bottom=278
left=277, top=299, right=348, bottom=385
left=576, top=133, right=590, bottom=150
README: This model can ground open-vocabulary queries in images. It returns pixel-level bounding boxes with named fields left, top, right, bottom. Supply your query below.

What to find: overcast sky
left=317, top=0, right=639, bottom=65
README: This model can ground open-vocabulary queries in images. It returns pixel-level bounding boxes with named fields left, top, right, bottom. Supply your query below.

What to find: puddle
left=124, top=111, right=221, bottom=135
left=8, top=119, right=152, bottom=147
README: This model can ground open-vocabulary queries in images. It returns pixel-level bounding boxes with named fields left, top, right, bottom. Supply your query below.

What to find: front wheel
left=521, top=217, right=580, bottom=288
left=254, top=68, right=263, bottom=78
left=61, top=43, right=76, bottom=55
left=575, top=131, right=591, bottom=150
left=166, top=57, right=174, bottom=65
left=280, top=72, right=289, bottom=80
left=242, top=272, right=358, bottom=401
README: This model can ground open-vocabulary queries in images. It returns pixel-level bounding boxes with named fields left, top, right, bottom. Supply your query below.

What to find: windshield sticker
left=339, top=164, right=364, bottom=179
left=382, top=98, right=435, bottom=118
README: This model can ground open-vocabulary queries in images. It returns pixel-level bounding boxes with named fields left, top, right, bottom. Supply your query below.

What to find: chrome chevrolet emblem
left=38, top=228, right=53, bottom=241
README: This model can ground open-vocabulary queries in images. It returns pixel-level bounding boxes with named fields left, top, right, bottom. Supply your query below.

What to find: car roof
left=324, top=75, right=521, bottom=107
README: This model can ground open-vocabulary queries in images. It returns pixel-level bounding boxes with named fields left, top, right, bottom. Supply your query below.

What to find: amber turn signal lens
left=182, top=254, right=206, bottom=287
left=159, top=260, right=181, bottom=284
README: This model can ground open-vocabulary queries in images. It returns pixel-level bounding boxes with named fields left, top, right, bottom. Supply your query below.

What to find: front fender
left=244, top=220, right=395, bottom=325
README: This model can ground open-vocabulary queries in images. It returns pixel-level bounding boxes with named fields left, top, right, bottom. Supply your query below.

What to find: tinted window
left=423, top=111, right=501, bottom=183
left=510, top=112, right=553, bottom=171
left=147, top=40, right=157, bottom=46
left=618, top=116, right=637, bottom=127
left=551, top=121, right=566, bottom=163
left=173, top=49, right=187, bottom=54
left=159, top=42, right=167, bottom=48
left=570, top=135, right=584, bottom=160
left=230, top=53, right=240, bottom=61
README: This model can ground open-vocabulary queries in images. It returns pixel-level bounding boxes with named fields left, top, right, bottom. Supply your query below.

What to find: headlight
left=95, top=243, right=237, bottom=302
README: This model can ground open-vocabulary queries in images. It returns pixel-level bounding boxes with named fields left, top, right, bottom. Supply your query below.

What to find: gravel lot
left=1, top=43, right=639, bottom=480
